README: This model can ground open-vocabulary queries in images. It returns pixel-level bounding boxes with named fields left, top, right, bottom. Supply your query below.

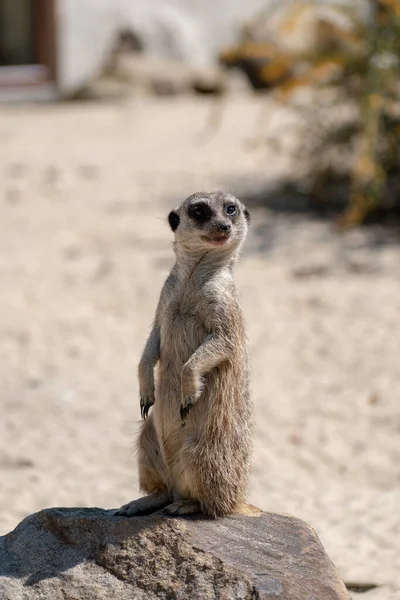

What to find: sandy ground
left=0, top=96, right=399, bottom=598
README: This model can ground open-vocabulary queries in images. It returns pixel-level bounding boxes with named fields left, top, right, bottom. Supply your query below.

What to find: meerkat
left=116, top=191, right=253, bottom=518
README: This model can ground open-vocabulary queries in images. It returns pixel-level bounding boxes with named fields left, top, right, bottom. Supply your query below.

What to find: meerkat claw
left=140, top=397, right=146, bottom=419
left=180, top=401, right=193, bottom=425
left=140, top=397, right=152, bottom=420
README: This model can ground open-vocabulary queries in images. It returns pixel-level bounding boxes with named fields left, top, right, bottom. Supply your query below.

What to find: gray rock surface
left=0, top=508, right=350, bottom=599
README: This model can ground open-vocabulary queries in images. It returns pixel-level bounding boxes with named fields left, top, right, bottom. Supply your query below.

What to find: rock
left=0, top=507, right=350, bottom=599
left=108, top=53, right=224, bottom=96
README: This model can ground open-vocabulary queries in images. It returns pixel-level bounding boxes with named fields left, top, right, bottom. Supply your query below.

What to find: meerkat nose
left=217, top=222, right=231, bottom=233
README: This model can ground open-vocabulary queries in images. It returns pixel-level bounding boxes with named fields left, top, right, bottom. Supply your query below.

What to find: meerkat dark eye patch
left=244, top=209, right=251, bottom=223
left=168, top=210, right=180, bottom=231
left=188, top=202, right=212, bottom=224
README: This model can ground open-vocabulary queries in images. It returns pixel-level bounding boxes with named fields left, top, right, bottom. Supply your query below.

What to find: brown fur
left=116, top=191, right=253, bottom=518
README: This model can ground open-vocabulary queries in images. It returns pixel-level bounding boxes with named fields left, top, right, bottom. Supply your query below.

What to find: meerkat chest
left=162, top=293, right=207, bottom=333
left=159, top=284, right=213, bottom=360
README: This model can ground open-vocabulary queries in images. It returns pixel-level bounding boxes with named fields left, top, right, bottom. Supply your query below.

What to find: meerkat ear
left=244, top=209, right=251, bottom=224
left=168, top=210, right=180, bottom=231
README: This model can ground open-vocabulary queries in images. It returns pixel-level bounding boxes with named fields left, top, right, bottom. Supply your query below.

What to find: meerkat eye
left=192, top=206, right=203, bottom=217
left=226, top=204, right=237, bottom=216
left=188, top=202, right=212, bottom=223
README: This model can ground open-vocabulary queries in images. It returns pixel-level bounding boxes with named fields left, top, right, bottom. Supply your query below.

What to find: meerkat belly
left=153, top=306, right=208, bottom=446
left=160, top=305, right=208, bottom=377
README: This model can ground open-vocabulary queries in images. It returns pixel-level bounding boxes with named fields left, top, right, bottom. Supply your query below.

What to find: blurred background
left=1, top=1, right=399, bottom=597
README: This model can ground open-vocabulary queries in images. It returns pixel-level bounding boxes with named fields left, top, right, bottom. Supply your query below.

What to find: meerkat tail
left=232, top=501, right=263, bottom=516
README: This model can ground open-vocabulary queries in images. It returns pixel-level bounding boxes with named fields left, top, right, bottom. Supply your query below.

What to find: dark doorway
left=0, top=1, right=35, bottom=66
left=0, top=0, right=56, bottom=85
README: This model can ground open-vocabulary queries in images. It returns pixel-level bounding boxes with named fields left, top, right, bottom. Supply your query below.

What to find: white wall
left=56, top=0, right=271, bottom=95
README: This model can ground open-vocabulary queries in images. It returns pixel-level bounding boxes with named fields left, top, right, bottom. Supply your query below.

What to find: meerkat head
left=168, top=191, right=250, bottom=255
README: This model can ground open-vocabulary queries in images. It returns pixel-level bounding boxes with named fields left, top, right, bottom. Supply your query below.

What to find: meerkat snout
left=217, top=222, right=231, bottom=233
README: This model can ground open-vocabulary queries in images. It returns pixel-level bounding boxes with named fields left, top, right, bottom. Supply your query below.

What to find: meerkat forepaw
left=140, top=395, right=154, bottom=419
left=138, top=372, right=155, bottom=419
left=180, top=373, right=204, bottom=424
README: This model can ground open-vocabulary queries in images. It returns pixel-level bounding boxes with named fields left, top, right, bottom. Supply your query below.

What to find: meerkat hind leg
left=157, top=499, right=201, bottom=517
left=115, top=417, right=172, bottom=517
left=115, top=491, right=171, bottom=517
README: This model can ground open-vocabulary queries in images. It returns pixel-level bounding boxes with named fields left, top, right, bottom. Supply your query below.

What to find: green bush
left=220, top=0, right=400, bottom=226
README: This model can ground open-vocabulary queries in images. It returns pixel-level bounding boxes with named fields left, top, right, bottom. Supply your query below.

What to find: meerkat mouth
left=201, top=235, right=230, bottom=246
